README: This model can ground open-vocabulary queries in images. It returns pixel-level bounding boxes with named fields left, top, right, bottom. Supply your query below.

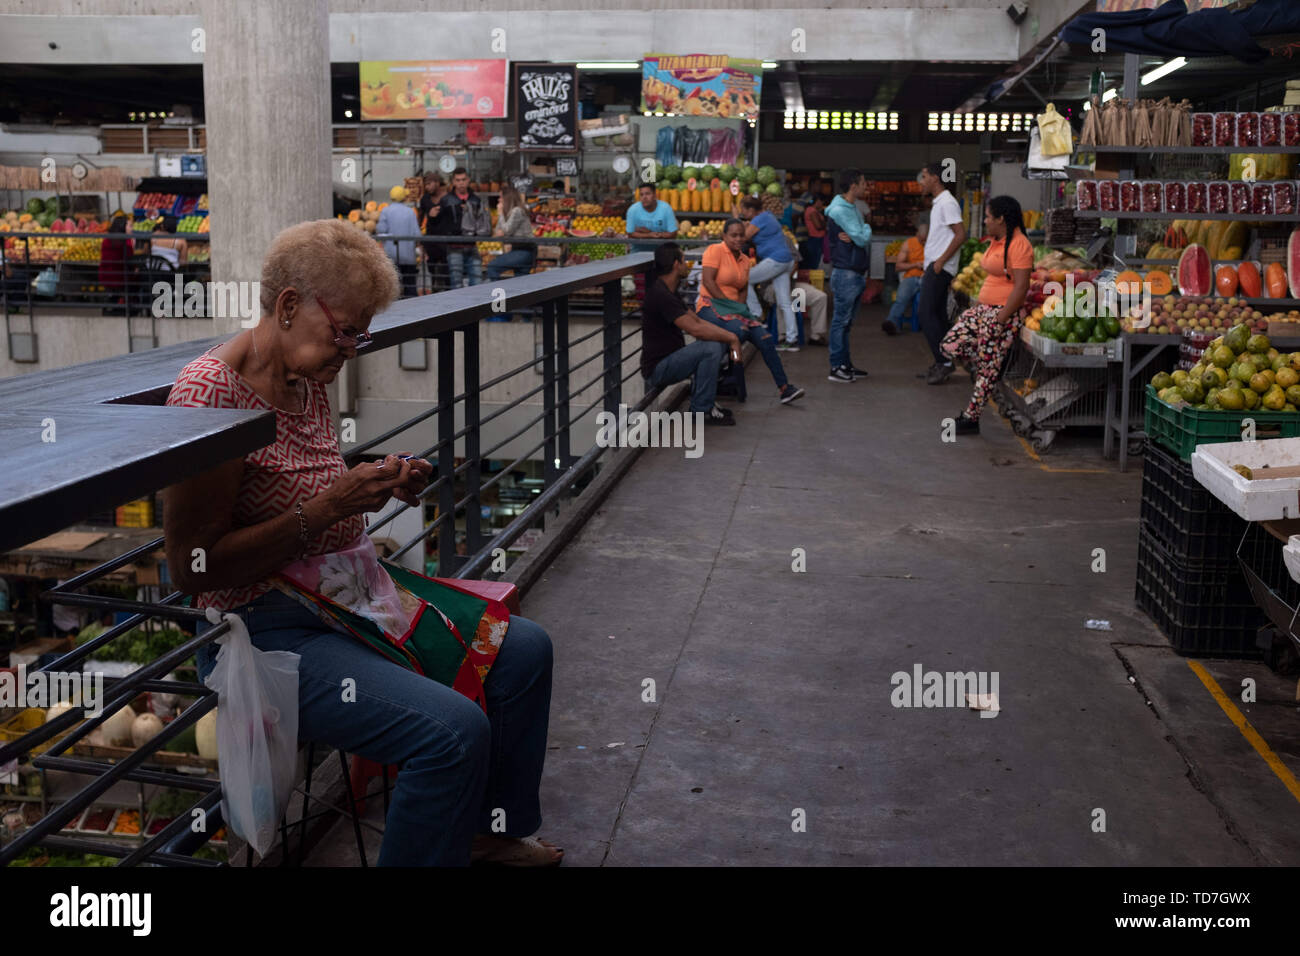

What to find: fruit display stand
left=995, top=329, right=1114, bottom=453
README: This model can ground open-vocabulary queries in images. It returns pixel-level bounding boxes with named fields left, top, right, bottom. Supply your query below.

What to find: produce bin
left=1142, top=440, right=1249, bottom=564
left=1191, top=435, right=1300, bottom=521
left=1136, top=524, right=1265, bottom=658
left=1144, top=385, right=1300, bottom=461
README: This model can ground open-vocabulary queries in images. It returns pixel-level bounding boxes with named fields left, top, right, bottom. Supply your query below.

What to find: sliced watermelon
left=1177, top=243, right=1212, bottom=297
left=568, top=228, right=596, bottom=238
left=1289, top=228, right=1300, bottom=299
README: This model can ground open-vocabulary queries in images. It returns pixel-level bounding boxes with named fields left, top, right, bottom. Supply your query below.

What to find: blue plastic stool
left=892, top=286, right=922, bottom=333
left=766, top=304, right=805, bottom=344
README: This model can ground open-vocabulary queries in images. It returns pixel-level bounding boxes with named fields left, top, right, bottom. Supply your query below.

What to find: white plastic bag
left=203, top=608, right=300, bottom=857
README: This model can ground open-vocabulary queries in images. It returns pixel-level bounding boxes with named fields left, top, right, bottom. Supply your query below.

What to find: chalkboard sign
left=510, top=173, right=535, bottom=193
left=556, top=157, right=578, bottom=177
left=516, top=63, right=578, bottom=152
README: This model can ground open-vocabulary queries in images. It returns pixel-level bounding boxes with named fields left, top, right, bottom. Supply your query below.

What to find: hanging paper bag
left=1037, top=103, right=1073, bottom=157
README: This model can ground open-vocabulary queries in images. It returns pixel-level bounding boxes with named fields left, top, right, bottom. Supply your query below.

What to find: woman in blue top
left=738, top=196, right=798, bottom=350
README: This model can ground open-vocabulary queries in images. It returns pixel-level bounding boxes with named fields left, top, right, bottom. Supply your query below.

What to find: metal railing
left=0, top=230, right=718, bottom=322
left=0, top=251, right=661, bottom=866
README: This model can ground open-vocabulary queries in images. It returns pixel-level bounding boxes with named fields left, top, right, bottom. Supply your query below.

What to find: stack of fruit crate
left=1135, top=440, right=1264, bottom=656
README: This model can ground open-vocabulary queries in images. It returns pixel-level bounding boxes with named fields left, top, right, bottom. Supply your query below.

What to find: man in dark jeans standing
left=917, top=161, right=966, bottom=384
left=440, top=167, right=492, bottom=288
left=642, top=244, right=743, bottom=427
left=824, top=168, right=872, bottom=383
left=419, top=172, right=451, bottom=291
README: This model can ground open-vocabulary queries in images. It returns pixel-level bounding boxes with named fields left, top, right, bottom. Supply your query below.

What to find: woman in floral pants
left=940, top=196, right=1033, bottom=435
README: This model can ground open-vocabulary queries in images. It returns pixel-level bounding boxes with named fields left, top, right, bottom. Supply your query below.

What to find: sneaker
left=711, top=404, right=734, bottom=420
left=926, top=362, right=954, bottom=385
left=827, top=366, right=855, bottom=383
left=779, top=383, right=805, bottom=404
left=954, top=413, right=980, bottom=435
left=783, top=340, right=800, bottom=352
left=705, top=405, right=736, bottom=426
left=881, top=320, right=899, bottom=336
left=916, top=363, right=938, bottom=379
left=775, top=341, right=791, bottom=352
left=849, top=365, right=869, bottom=378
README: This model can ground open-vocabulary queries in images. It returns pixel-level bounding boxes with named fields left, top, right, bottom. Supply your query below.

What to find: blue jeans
left=884, top=274, right=922, bottom=328
left=829, top=268, right=866, bottom=370
left=746, top=257, right=797, bottom=343
left=699, top=305, right=787, bottom=389
left=195, top=588, right=553, bottom=866
left=484, top=249, right=535, bottom=321
left=447, top=250, right=483, bottom=288
left=648, top=339, right=724, bottom=412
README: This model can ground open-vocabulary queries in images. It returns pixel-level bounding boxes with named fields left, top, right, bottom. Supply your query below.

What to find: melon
left=568, top=228, right=596, bottom=238
left=1290, top=229, right=1300, bottom=299
left=1177, top=244, right=1212, bottom=297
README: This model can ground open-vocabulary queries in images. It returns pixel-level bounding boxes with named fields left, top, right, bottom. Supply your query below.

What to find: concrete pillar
left=200, top=0, right=332, bottom=334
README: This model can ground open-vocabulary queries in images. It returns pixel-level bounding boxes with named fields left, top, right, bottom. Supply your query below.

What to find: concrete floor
left=312, top=308, right=1300, bottom=866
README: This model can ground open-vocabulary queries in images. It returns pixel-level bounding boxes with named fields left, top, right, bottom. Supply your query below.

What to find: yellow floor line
left=1187, top=659, right=1300, bottom=805
left=1002, top=417, right=1111, bottom=474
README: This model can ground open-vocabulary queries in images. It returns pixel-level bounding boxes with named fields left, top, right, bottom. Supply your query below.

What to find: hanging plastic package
left=656, top=126, right=675, bottom=171
left=1036, top=103, right=1073, bottom=157
left=203, top=606, right=300, bottom=857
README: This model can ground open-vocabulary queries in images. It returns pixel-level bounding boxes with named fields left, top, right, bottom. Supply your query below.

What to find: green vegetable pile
left=76, top=625, right=191, bottom=666
left=7, top=847, right=117, bottom=867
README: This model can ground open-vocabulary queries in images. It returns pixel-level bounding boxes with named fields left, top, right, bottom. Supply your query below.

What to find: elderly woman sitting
left=163, top=219, right=560, bottom=867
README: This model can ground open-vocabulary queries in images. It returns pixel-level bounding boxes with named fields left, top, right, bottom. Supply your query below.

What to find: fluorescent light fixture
left=576, top=61, right=641, bottom=70
left=1141, top=57, right=1186, bottom=86
left=1102, top=88, right=1118, bottom=103
left=761, top=61, right=778, bottom=69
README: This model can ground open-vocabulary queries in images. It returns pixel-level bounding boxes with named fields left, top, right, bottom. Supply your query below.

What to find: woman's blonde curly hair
left=259, top=218, right=400, bottom=319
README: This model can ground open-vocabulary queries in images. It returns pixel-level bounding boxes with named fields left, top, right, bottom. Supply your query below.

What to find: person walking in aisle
left=376, top=186, right=421, bottom=298
left=738, top=196, right=799, bottom=351
left=881, top=213, right=929, bottom=335
left=824, top=169, right=872, bottom=383
left=917, top=161, right=966, bottom=384
left=441, top=168, right=492, bottom=288
left=940, top=196, right=1032, bottom=434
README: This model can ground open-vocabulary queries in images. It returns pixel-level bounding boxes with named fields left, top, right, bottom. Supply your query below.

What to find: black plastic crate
left=1135, top=524, right=1265, bottom=658
left=1139, top=440, right=1248, bottom=566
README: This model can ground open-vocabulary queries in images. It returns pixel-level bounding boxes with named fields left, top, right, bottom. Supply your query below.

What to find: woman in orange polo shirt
left=697, top=219, right=804, bottom=405
left=940, top=196, right=1033, bottom=435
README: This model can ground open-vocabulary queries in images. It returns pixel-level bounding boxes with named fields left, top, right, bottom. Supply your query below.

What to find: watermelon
left=44, top=197, right=59, bottom=216
left=756, top=165, right=777, bottom=186
left=1177, top=244, right=1212, bottom=297
left=25, top=198, right=43, bottom=215
left=765, top=183, right=783, bottom=197
left=1289, top=228, right=1300, bottom=299
left=568, top=228, right=596, bottom=238
left=661, top=165, right=681, bottom=182
left=737, top=167, right=757, bottom=186
left=717, top=164, right=736, bottom=182
left=699, top=165, right=717, bottom=182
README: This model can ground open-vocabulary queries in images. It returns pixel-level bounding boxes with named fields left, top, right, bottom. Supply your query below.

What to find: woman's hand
left=324, top=455, right=427, bottom=518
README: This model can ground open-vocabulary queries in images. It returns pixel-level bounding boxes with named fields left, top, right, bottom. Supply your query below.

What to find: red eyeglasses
left=316, top=297, right=372, bottom=349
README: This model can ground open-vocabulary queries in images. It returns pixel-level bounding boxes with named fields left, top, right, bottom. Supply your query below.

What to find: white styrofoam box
left=1283, top=535, right=1300, bottom=585
left=1191, top=436, right=1300, bottom=521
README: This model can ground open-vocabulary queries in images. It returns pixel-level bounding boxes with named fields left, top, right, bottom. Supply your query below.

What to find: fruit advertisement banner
left=640, top=54, right=761, bottom=118
left=359, top=60, right=507, bottom=120
left=515, top=63, right=578, bottom=151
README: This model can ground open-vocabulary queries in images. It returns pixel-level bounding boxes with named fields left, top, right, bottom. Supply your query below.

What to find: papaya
left=1238, top=261, right=1262, bottom=298
left=1216, top=264, right=1239, bottom=297
left=1265, top=262, right=1287, bottom=298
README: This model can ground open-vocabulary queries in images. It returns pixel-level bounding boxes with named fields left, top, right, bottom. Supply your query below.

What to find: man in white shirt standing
left=917, top=162, right=966, bottom=385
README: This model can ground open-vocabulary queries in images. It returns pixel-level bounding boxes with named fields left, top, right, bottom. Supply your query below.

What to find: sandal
left=470, top=834, right=564, bottom=867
